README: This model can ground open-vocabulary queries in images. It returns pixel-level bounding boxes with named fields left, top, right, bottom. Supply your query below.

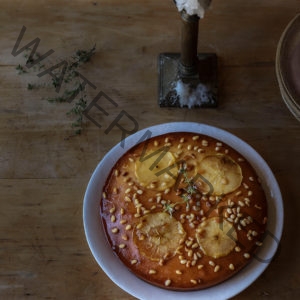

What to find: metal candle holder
left=158, top=9, right=217, bottom=107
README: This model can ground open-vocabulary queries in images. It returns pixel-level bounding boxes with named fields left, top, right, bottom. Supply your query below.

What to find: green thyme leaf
left=16, top=64, right=27, bottom=74
left=17, top=45, right=96, bottom=135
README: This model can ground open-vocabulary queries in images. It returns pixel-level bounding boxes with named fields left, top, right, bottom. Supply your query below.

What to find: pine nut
left=214, top=265, right=220, bottom=272
left=209, top=260, right=215, bottom=267
left=165, top=279, right=171, bottom=286
left=111, top=227, right=119, bottom=234
left=125, top=224, right=132, bottom=231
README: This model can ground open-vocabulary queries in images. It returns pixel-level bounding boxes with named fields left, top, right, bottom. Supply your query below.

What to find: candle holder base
left=158, top=53, right=218, bottom=108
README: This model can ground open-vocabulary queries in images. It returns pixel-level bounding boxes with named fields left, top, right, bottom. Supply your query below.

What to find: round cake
left=100, top=132, right=268, bottom=290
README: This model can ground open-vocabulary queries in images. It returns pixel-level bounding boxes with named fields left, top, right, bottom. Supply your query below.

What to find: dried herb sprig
left=48, top=81, right=88, bottom=135
left=163, top=201, right=176, bottom=217
left=179, top=167, right=199, bottom=210
left=17, top=45, right=96, bottom=135
left=71, top=45, right=96, bottom=65
left=162, top=168, right=202, bottom=217
left=67, top=95, right=87, bottom=135
left=46, top=45, right=95, bottom=135
left=16, top=64, right=27, bottom=74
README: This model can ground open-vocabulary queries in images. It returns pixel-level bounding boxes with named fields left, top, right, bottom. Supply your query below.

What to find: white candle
left=175, top=0, right=211, bottom=18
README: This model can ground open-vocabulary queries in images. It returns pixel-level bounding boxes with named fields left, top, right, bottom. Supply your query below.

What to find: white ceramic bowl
left=83, top=122, right=283, bottom=300
left=276, top=13, right=300, bottom=121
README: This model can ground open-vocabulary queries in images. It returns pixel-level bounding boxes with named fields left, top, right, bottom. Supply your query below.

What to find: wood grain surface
left=0, top=0, right=299, bottom=299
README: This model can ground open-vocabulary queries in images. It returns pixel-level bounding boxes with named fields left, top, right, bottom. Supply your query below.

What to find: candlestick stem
left=179, top=11, right=199, bottom=78
left=158, top=9, right=217, bottom=108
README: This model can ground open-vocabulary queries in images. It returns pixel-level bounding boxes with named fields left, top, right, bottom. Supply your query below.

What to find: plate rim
left=83, top=122, right=284, bottom=300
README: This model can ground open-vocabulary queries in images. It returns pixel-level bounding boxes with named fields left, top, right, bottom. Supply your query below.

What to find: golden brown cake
left=100, top=132, right=268, bottom=290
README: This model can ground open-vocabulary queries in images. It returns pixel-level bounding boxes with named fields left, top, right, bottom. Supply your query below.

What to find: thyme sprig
left=162, top=167, right=202, bottom=217
left=67, top=94, right=87, bottom=135
left=16, top=64, right=27, bottom=74
left=16, top=45, right=96, bottom=136
left=163, top=201, right=176, bottom=217
left=179, top=167, right=199, bottom=209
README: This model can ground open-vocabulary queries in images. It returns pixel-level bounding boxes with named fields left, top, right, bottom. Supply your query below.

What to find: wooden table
left=0, top=0, right=299, bottom=299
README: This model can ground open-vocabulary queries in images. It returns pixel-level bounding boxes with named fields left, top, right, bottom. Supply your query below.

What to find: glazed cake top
left=100, top=132, right=268, bottom=290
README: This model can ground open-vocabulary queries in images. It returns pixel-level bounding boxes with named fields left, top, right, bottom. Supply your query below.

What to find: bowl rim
left=276, top=13, right=300, bottom=113
left=83, top=122, right=284, bottom=300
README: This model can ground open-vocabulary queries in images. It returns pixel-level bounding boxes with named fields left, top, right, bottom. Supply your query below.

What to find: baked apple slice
left=196, top=217, right=237, bottom=259
left=133, top=212, right=186, bottom=261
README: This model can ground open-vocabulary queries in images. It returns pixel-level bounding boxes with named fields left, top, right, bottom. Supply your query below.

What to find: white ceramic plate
left=83, top=122, right=283, bottom=300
